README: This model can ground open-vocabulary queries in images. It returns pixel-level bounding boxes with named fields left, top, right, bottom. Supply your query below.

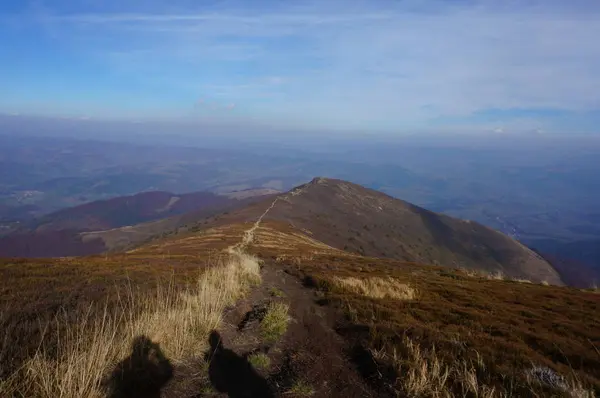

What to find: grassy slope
left=248, top=222, right=600, bottom=396
left=2, top=215, right=599, bottom=396
left=253, top=178, right=563, bottom=285
left=0, top=224, right=247, bottom=379
left=0, top=193, right=272, bottom=258
left=291, top=255, right=600, bottom=395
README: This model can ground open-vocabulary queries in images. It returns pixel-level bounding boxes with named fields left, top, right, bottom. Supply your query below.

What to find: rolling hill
left=0, top=188, right=277, bottom=257
left=29, top=190, right=231, bottom=232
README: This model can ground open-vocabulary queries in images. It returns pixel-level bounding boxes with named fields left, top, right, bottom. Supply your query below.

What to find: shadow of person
left=106, top=335, right=174, bottom=398
left=205, top=330, right=274, bottom=398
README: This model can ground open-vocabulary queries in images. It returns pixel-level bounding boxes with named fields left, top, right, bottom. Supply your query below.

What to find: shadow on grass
left=205, top=330, right=274, bottom=398
left=106, top=335, right=173, bottom=398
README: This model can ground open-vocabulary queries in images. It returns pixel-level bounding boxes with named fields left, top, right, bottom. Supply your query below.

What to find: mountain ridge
left=0, top=176, right=562, bottom=285
left=194, top=177, right=563, bottom=284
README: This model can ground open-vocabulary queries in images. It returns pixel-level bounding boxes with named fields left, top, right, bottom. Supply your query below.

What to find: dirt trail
left=234, top=184, right=306, bottom=251
left=237, top=196, right=282, bottom=250
left=165, top=188, right=372, bottom=397
left=215, top=261, right=374, bottom=397
left=211, top=189, right=374, bottom=397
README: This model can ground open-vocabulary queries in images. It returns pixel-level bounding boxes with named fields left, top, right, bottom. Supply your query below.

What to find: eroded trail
left=210, top=187, right=373, bottom=398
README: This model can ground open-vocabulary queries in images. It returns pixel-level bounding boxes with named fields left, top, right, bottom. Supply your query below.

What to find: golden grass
left=4, top=248, right=261, bottom=398
left=333, top=276, right=416, bottom=300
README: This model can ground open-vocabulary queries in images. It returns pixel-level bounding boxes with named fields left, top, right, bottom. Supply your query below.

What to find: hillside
left=0, top=188, right=277, bottom=257
left=29, top=191, right=228, bottom=232
left=1, top=185, right=599, bottom=397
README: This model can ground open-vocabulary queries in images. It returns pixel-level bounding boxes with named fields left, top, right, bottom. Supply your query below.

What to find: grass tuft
left=333, top=276, right=415, bottom=300
left=286, top=379, right=315, bottom=396
left=269, top=287, right=286, bottom=298
left=247, top=352, right=271, bottom=370
left=260, top=302, right=290, bottom=343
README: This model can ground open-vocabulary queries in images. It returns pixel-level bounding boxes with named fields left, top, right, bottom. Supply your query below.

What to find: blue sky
left=1, top=0, right=600, bottom=133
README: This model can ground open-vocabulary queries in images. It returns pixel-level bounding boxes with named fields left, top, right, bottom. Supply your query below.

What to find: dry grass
left=280, top=252, right=600, bottom=396
left=459, top=268, right=535, bottom=284
left=333, top=276, right=416, bottom=300
left=3, top=248, right=261, bottom=398
left=370, top=336, right=498, bottom=397
left=526, top=366, right=595, bottom=398
left=372, top=336, right=596, bottom=398
left=260, top=302, right=290, bottom=343
left=512, top=278, right=533, bottom=284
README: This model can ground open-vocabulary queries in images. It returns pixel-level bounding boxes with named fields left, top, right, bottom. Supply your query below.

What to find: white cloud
left=4, top=0, right=600, bottom=130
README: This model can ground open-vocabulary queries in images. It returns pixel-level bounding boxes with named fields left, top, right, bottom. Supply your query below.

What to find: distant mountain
left=197, top=178, right=564, bottom=284
left=30, top=191, right=241, bottom=232
left=0, top=188, right=278, bottom=257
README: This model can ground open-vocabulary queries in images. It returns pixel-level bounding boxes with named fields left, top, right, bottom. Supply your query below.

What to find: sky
left=1, top=0, right=600, bottom=134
